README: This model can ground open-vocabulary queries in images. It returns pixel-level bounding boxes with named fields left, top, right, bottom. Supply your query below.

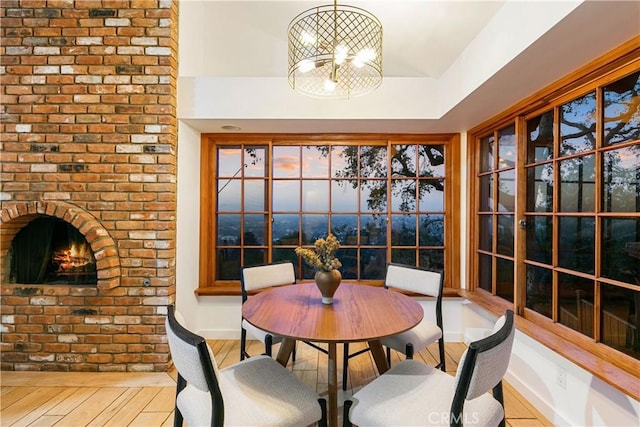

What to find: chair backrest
left=165, top=304, right=224, bottom=425
left=450, top=310, right=515, bottom=426
left=385, top=263, right=444, bottom=327
left=241, top=261, right=296, bottom=302
left=384, top=263, right=443, bottom=297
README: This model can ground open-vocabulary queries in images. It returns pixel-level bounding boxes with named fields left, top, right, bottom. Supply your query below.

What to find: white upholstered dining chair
left=380, top=262, right=446, bottom=370
left=240, top=261, right=296, bottom=360
left=344, top=309, right=515, bottom=427
left=165, top=304, right=327, bottom=427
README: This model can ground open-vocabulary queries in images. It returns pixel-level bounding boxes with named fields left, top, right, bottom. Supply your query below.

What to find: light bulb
left=353, top=48, right=376, bottom=68
left=324, top=78, right=337, bottom=92
left=334, top=45, right=348, bottom=65
left=298, top=59, right=316, bottom=73
left=300, top=31, right=316, bottom=46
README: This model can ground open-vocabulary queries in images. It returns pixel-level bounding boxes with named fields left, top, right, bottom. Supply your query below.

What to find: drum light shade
left=288, top=1, right=383, bottom=99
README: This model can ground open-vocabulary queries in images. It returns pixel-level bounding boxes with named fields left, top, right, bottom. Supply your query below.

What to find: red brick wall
left=0, top=0, right=178, bottom=372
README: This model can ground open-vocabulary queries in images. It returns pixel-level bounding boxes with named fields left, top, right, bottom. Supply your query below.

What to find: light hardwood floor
left=1, top=340, right=551, bottom=426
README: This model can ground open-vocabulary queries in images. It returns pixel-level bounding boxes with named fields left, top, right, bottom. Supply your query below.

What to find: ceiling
left=179, top=0, right=505, bottom=78
left=178, top=1, right=640, bottom=134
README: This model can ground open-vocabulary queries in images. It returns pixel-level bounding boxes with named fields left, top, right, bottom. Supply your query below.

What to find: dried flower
left=295, top=233, right=342, bottom=272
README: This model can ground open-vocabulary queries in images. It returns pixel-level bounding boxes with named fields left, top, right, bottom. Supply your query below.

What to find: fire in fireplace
left=8, top=216, right=97, bottom=285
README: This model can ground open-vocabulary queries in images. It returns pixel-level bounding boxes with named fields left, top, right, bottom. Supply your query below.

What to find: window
left=471, top=65, right=640, bottom=366
left=199, top=135, right=460, bottom=292
left=524, top=73, right=639, bottom=359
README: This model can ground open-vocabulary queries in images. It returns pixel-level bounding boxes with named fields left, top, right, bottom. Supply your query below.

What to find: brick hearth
left=0, top=1, right=178, bottom=372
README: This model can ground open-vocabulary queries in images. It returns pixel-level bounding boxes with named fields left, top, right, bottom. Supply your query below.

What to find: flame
left=53, top=241, right=95, bottom=272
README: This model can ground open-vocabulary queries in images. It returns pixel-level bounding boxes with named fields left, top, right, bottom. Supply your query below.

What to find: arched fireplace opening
left=9, top=216, right=97, bottom=285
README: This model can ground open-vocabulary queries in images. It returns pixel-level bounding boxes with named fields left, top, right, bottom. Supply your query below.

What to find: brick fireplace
left=0, top=1, right=178, bottom=372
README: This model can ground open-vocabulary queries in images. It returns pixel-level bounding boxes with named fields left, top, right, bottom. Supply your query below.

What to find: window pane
left=216, top=248, right=240, bottom=280
left=478, top=214, right=492, bottom=251
left=361, top=214, right=386, bottom=246
left=302, top=146, right=329, bottom=178
left=272, top=247, right=297, bottom=266
left=603, top=145, right=640, bottom=212
left=497, top=214, right=514, bottom=256
left=217, top=214, right=240, bottom=245
left=244, top=146, right=266, bottom=177
left=498, top=125, right=516, bottom=169
left=272, top=214, right=299, bottom=245
left=419, top=214, right=444, bottom=246
left=391, top=179, right=416, bottom=212
left=331, top=180, right=358, bottom=212
left=243, top=249, right=266, bottom=267
left=391, top=144, right=416, bottom=177
left=273, top=146, right=300, bottom=178
left=418, top=179, right=444, bottom=211
left=301, top=214, right=329, bottom=244
left=527, top=164, right=553, bottom=212
left=602, top=218, right=640, bottom=285
left=498, top=169, right=516, bottom=212
left=361, top=248, right=386, bottom=279
left=360, top=146, right=387, bottom=178
left=243, top=214, right=266, bottom=245
left=557, top=273, right=594, bottom=338
left=526, top=215, right=552, bottom=265
left=601, top=284, right=639, bottom=359
left=218, top=147, right=242, bottom=177
left=419, top=145, right=445, bottom=177
left=419, top=249, right=444, bottom=270
left=480, top=135, right=494, bottom=172
left=331, top=214, right=358, bottom=245
left=302, top=180, right=329, bottom=211
left=392, top=249, right=416, bottom=265
left=244, top=180, right=265, bottom=211
left=560, top=92, right=596, bottom=156
left=218, top=179, right=241, bottom=211
left=478, top=253, right=492, bottom=292
left=391, top=214, right=416, bottom=246
left=496, top=258, right=514, bottom=302
left=526, top=264, right=552, bottom=318
left=479, top=175, right=493, bottom=212
left=559, top=155, right=595, bottom=212
left=331, top=146, right=357, bottom=178
left=339, top=248, right=358, bottom=280
left=527, top=110, right=554, bottom=163
left=360, top=179, right=387, bottom=212
left=273, top=181, right=299, bottom=211
left=558, top=216, right=595, bottom=274
left=604, top=71, right=640, bottom=146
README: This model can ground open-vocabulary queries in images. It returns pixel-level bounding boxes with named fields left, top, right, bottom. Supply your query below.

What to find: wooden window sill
left=459, top=289, right=640, bottom=401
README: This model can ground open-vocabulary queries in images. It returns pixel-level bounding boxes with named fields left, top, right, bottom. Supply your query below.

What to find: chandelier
left=287, top=0, right=383, bottom=99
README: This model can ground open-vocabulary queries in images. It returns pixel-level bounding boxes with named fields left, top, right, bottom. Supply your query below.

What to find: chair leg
left=342, top=399, right=353, bottom=427
left=173, top=408, right=184, bottom=427
left=405, top=343, right=414, bottom=359
left=265, top=334, right=273, bottom=357
left=318, top=398, right=328, bottom=427
left=240, top=327, right=247, bottom=360
left=438, top=336, right=446, bottom=371
left=342, top=343, right=349, bottom=390
left=174, top=375, right=186, bottom=427
left=493, top=381, right=506, bottom=427
left=385, top=346, right=391, bottom=366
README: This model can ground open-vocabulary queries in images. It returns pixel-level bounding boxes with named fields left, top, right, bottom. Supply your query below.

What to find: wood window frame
left=466, top=38, right=640, bottom=400
left=197, top=133, right=461, bottom=296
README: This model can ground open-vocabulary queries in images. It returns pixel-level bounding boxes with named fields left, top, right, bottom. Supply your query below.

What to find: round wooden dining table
left=242, top=282, right=423, bottom=427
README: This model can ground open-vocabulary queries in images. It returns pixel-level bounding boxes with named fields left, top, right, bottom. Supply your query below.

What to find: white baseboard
left=504, top=370, right=571, bottom=426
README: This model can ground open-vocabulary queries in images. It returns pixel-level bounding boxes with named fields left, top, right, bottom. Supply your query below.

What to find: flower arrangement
left=295, top=233, right=342, bottom=272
